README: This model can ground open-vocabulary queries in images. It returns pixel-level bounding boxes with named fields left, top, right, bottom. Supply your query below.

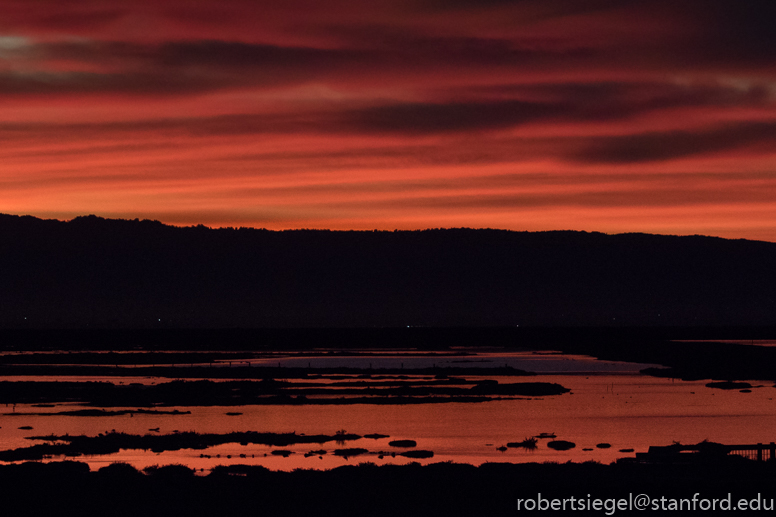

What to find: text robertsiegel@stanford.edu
left=517, top=493, right=775, bottom=514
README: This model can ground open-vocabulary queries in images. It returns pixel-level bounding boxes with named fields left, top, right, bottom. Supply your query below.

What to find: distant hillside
left=1, top=214, right=775, bottom=328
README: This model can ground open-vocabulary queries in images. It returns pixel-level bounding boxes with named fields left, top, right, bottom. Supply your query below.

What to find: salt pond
left=1, top=350, right=773, bottom=471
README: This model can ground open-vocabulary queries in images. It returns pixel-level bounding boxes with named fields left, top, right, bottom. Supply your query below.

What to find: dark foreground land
left=3, top=460, right=776, bottom=517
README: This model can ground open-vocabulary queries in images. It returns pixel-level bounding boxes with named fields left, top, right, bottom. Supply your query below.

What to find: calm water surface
left=1, top=351, right=774, bottom=472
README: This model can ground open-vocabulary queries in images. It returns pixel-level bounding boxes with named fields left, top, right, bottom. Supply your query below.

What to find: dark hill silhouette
left=1, top=213, right=775, bottom=328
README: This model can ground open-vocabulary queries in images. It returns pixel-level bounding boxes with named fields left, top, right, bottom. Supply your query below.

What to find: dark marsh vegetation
left=0, top=377, right=570, bottom=407
left=3, top=459, right=776, bottom=517
left=0, top=430, right=363, bottom=462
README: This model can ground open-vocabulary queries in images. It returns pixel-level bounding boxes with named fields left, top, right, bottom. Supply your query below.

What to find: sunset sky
left=1, top=0, right=775, bottom=240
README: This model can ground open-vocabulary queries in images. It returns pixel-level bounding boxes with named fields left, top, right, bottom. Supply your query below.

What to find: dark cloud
left=531, top=81, right=769, bottom=109
left=418, top=0, right=641, bottom=17
left=419, top=0, right=776, bottom=71
left=340, top=100, right=566, bottom=134
left=5, top=12, right=771, bottom=100
left=26, top=9, right=128, bottom=31
left=321, top=25, right=596, bottom=70
left=2, top=86, right=773, bottom=146
left=0, top=5, right=128, bottom=32
left=0, top=70, right=225, bottom=95
left=679, top=0, right=776, bottom=64
left=1, top=40, right=372, bottom=97
left=152, top=40, right=368, bottom=72
left=339, top=79, right=775, bottom=135
left=572, top=122, right=776, bottom=164
left=437, top=81, right=774, bottom=120
left=41, top=39, right=362, bottom=72
left=5, top=0, right=775, bottom=73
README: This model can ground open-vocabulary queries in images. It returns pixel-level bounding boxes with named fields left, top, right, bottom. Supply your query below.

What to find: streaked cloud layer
left=1, top=0, right=775, bottom=239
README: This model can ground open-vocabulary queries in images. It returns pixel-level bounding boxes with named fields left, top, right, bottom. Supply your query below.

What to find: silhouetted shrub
left=98, top=462, right=142, bottom=478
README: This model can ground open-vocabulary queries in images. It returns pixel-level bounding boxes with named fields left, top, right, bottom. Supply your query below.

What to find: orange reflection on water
left=3, top=373, right=775, bottom=472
